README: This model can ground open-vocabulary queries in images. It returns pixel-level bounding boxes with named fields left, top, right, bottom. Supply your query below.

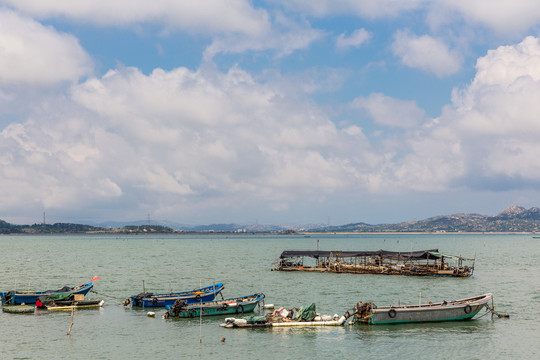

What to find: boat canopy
left=428, top=251, right=474, bottom=261
left=279, top=249, right=441, bottom=260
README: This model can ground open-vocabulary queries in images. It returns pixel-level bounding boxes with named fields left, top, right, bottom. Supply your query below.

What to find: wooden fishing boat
left=2, top=304, right=36, bottom=314
left=125, top=283, right=224, bottom=308
left=44, top=299, right=104, bottom=311
left=220, top=303, right=349, bottom=328
left=351, top=293, right=493, bottom=325
left=1, top=282, right=94, bottom=305
left=163, top=293, right=264, bottom=318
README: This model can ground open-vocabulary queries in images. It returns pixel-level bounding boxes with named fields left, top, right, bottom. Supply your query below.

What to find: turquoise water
left=0, top=233, right=538, bottom=359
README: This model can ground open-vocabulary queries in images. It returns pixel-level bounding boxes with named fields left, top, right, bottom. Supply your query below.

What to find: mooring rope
left=484, top=303, right=510, bottom=319
left=475, top=307, right=493, bottom=320
left=90, top=289, right=126, bottom=302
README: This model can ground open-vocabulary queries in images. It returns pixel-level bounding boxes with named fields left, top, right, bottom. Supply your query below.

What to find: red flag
left=91, top=276, right=101, bottom=281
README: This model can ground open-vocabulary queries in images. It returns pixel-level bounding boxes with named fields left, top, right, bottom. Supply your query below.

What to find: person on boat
left=36, top=299, right=44, bottom=308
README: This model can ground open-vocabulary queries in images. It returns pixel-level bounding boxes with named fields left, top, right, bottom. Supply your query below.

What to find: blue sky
left=1, top=1, right=540, bottom=226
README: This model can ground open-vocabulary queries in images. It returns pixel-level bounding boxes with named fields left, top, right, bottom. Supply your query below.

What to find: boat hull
left=220, top=315, right=347, bottom=328
left=130, top=283, right=224, bottom=307
left=46, top=299, right=105, bottom=311
left=355, top=293, right=492, bottom=325
left=1, top=282, right=94, bottom=305
left=164, top=293, right=264, bottom=318
left=271, top=317, right=346, bottom=327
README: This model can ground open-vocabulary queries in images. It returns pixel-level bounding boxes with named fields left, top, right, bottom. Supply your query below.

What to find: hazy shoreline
left=1, top=231, right=537, bottom=236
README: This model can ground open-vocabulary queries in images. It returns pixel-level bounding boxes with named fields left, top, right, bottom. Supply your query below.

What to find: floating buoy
left=263, top=304, right=274, bottom=309
left=221, top=337, right=226, bottom=343
left=147, top=311, right=155, bottom=317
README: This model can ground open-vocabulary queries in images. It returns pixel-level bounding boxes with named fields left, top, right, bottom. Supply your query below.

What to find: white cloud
left=280, top=0, right=540, bottom=35
left=336, top=29, right=371, bottom=49
left=439, top=0, right=540, bottom=33
left=391, top=30, right=462, bottom=77
left=351, top=93, right=426, bottom=128
left=467, top=36, right=540, bottom=92
left=391, top=36, right=540, bottom=192
left=0, top=64, right=380, bottom=221
left=203, top=13, right=324, bottom=60
left=0, top=0, right=271, bottom=36
left=1, top=1, right=324, bottom=61
left=278, top=0, right=425, bottom=18
left=0, top=9, right=92, bottom=85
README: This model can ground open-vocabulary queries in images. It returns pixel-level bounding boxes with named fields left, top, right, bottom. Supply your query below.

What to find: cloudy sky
left=1, top=1, right=540, bottom=226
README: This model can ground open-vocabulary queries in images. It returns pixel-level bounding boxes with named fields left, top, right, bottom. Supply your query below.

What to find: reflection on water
left=354, top=317, right=496, bottom=336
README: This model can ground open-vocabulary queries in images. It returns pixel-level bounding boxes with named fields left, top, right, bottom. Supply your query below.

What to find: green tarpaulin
left=245, top=315, right=267, bottom=324
left=38, top=293, right=74, bottom=303
left=295, top=303, right=316, bottom=321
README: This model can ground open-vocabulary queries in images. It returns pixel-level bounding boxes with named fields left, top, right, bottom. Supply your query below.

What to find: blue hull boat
left=126, top=283, right=224, bottom=308
left=1, top=282, right=94, bottom=305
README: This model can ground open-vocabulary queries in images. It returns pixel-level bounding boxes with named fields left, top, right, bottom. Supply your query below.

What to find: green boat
left=163, top=293, right=264, bottom=318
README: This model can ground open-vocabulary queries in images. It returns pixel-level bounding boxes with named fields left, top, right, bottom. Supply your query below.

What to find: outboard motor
left=3, top=291, right=13, bottom=305
left=170, top=299, right=187, bottom=316
left=133, top=292, right=154, bottom=306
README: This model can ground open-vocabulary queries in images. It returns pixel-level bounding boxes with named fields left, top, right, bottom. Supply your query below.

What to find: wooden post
left=142, top=280, right=145, bottom=310
left=199, top=279, right=203, bottom=344
left=199, top=297, right=203, bottom=344
left=67, top=306, right=75, bottom=335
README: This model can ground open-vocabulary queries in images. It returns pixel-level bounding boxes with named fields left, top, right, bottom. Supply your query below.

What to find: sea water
left=0, top=233, right=538, bottom=359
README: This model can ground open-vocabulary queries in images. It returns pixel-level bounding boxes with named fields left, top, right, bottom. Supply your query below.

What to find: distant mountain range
left=315, top=206, right=540, bottom=233
left=1, top=206, right=540, bottom=234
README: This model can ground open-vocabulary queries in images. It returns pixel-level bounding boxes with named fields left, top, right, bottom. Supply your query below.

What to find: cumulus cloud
left=336, top=29, right=371, bottom=49
left=391, top=30, right=462, bottom=77
left=0, top=9, right=92, bottom=85
left=390, top=36, right=540, bottom=192
left=351, top=93, right=425, bottom=128
left=0, top=64, right=380, bottom=221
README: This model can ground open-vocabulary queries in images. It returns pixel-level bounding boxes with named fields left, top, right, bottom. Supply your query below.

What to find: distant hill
left=92, top=221, right=313, bottom=233
left=315, top=206, right=540, bottom=233
left=0, top=222, right=174, bottom=234
left=0, top=222, right=105, bottom=234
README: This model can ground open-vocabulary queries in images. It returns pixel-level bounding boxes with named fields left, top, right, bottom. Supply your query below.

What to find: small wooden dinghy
left=2, top=304, right=35, bottom=314
left=45, top=299, right=104, bottom=311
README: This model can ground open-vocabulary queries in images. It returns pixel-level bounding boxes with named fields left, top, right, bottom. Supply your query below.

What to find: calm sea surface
left=1, top=233, right=538, bottom=359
